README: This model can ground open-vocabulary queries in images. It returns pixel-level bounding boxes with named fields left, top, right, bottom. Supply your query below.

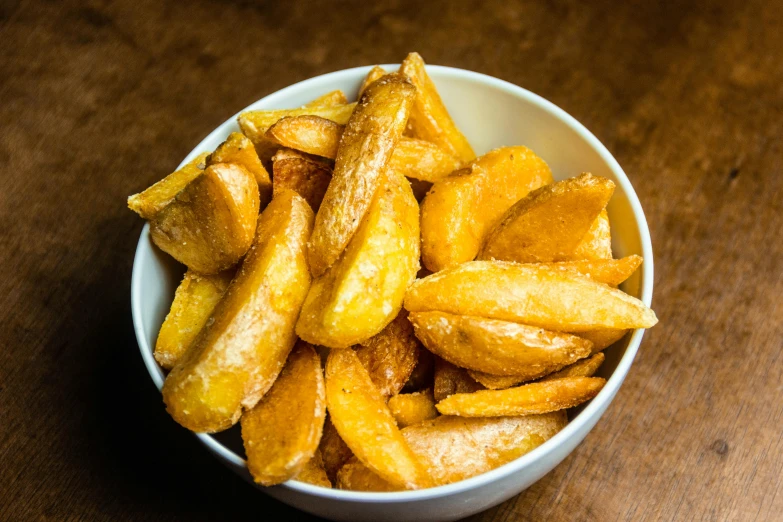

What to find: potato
left=337, top=457, right=400, bottom=492
left=304, top=90, right=349, bottom=108
left=409, top=311, right=593, bottom=377
left=154, top=269, right=234, bottom=369
left=308, top=73, right=416, bottom=276
left=399, top=52, right=475, bottom=163
left=238, top=102, right=357, bottom=144
left=405, top=261, right=658, bottom=332
left=542, top=255, right=643, bottom=287
left=241, top=342, right=326, bottom=486
left=355, top=310, right=420, bottom=397
left=541, top=352, right=605, bottom=381
left=436, top=376, right=606, bottom=417
left=149, top=163, right=260, bottom=274
left=402, top=349, right=434, bottom=393
left=319, top=416, right=354, bottom=483
left=128, top=152, right=208, bottom=219
left=272, top=148, right=332, bottom=211
left=420, top=147, right=553, bottom=271
left=467, top=372, right=527, bottom=390
left=296, top=170, right=420, bottom=348
left=577, top=328, right=628, bottom=352
left=294, top=449, right=332, bottom=488
left=358, top=65, right=387, bottom=98
left=388, top=138, right=461, bottom=183
left=162, top=190, right=313, bottom=432
left=325, top=348, right=432, bottom=489
left=388, top=389, right=438, bottom=428
left=433, top=357, right=484, bottom=402
left=478, top=173, right=615, bottom=263
left=208, top=132, right=272, bottom=206
left=572, top=209, right=612, bottom=260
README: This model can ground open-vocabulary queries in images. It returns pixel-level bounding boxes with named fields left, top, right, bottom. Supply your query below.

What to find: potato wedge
left=542, top=255, right=643, bottom=287
left=388, top=389, right=438, bottom=428
left=471, top=352, right=605, bottom=388
left=162, top=190, right=313, bottom=432
left=467, top=372, right=527, bottom=390
left=541, top=352, right=605, bottom=381
left=238, top=103, right=357, bottom=144
left=337, top=457, right=400, bottom=492
left=355, top=310, right=420, bottom=397
left=208, top=132, right=272, bottom=206
left=358, top=65, right=387, bottom=98
left=296, top=170, right=420, bottom=348
left=388, top=138, right=461, bottom=183
left=399, top=52, right=475, bottom=163
left=478, top=173, right=615, bottom=263
left=405, top=261, right=658, bottom=332
left=154, top=269, right=234, bottom=369
left=402, top=349, right=434, bottom=393
left=128, top=152, right=209, bottom=219
left=436, top=376, right=606, bottom=417
left=325, top=349, right=432, bottom=489
left=272, top=148, right=332, bottom=211
left=267, top=116, right=343, bottom=159
left=420, top=147, right=553, bottom=271
left=433, top=357, right=484, bottom=402
left=572, top=209, right=612, bottom=260
left=410, top=311, right=592, bottom=377
left=149, top=163, right=260, bottom=274
left=577, top=328, right=628, bottom=352
left=308, top=73, right=416, bottom=276
left=241, top=342, right=326, bottom=486
left=304, top=90, right=349, bottom=108
left=320, top=416, right=354, bottom=483
left=294, top=449, right=332, bottom=488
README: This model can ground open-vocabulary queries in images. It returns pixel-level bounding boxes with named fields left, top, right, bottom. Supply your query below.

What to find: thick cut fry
left=320, top=416, right=354, bottom=483
left=304, top=90, right=349, bottom=108
left=266, top=116, right=343, bottom=159
left=399, top=52, right=475, bottom=163
left=405, top=261, right=658, bottom=332
left=155, top=269, right=234, bottom=369
left=402, top=349, right=434, bottom=393
left=387, top=138, right=461, bottom=183
left=541, top=353, right=605, bottom=381
left=543, top=256, right=643, bottom=287
left=468, top=372, right=527, bottom=390
left=420, top=147, right=553, bottom=271
left=294, top=449, right=332, bottom=488
left=388, top=389, right=438, bottom=428
left=128, top=152, right=209, bottom=219
left=337, top=457, right=400, bottom=492
left=272, top=149, right=332, bottom=211
left=358, top=66, right=387, bottom=98
left=436, top=376, right=606, bottom=417
left=355, top=310, right=420, bottom=397
left=433, top=357, right=484, bottom=402
left=296, top=171, right=420, bottom=348
left=572, top=209, right=612, bottom=260
left=162, top=191, right=313, bottom=432
left=241, top=342, right=326, bottom=486
left=208, top=132, right=272, bottom=206
left=149, top=163, right=260, bottom=274
left=410, top=311, right=592, bottom=377
left=325, top=349, right=432, bottom=489
left=577, top=328, right=628, bottom=352
left=238, top=103, right=357, bottom=144
left=479, top=173, right=615, bottom=263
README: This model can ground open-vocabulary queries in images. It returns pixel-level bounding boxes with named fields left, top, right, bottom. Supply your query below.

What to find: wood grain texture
left=1, top=0, right=781, bottom=521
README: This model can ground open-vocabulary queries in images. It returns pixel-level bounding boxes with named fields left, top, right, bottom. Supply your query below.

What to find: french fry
left=467, top=372, right=527, bottom=390
left=128, top=152, right=209, bottom=219
left=208, top=132, right=272, bottom=206
left=319, top=416, right=354, bottom=483
left=577, top=328, right=628, bottom=353
left=433, top=357, right=484, bottom=402
left=162, top=190, right=313, bottom=432
left=304, top=90, right=349, bottom=108
left=540, top=352, right=605, bottom=381
left=388, top=138, right=461, bottom=183
left=271, top=148, right=332, bottom=211
left=238, top=103, right=357, bottom=144
left=358, top=65, right=387, bottom=98
left=388, top=389, right=438, bottom=428
left=241, top=342, right=326, bottom=486
left=294, top=449, right=332, bottom=488
left=572, top=209, right=612, bottom=260
left=337, top=457, right=400, bottom=492
left=542, top=256, right=643, bottom=287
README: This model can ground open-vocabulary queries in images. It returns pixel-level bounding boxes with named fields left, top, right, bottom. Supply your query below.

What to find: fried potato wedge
left=410, top=311, right=592, bottom=377
left=162, top=190, right=313, bottom=432
left=577, top=328, right=628, bottom=352
left=541, top=352, right=605, bottom=381
left=272, top=148, right=332, bottom=211
left=355, top=310, right=420, bottom=397
left=294, top=449, right=332, bottom=488
left=572, top=209, right=612, bottom=260
left=543, top=255, right=643, bottom=287
left=128, top=152, right=209, bottom=219
left=320, top=416, right=354, bottom=483
left=399, top=52, right=475, bottom=163
left=304, top=90, right=349, bottom=108
left=433, top=357, right=484, bottom=402
left=420, top=147, right=553, bottom=271
left=308, top=73, right=416, bottom=276
left=154, top=269, right=234, bottom=369
left=467, top=372, right=527, bottom=390
left=388, top=389, right=438, bottom=428
left=337, top=457, right=400, bottom=492
left=479, top=173, right=615, bottom=263
left=238, top=103, right=357, bottom=144
left=436, top=376, right=606, bottom=417
left=405, top=261, right=658, bottom=332
left=208, top=132, right=272, bottom=206
left=358, top=65, right=387, bottom=98
left=296, top=170, right=420, bottom=348
left=266, top=116, right=343, bottom=159
left=388, top=138, right=461, bottom=183
left=149, top=163, right=260, bottom=274
left=241, top=342, right=326, bottom=486
left=402, top=349, right=434, bottom=393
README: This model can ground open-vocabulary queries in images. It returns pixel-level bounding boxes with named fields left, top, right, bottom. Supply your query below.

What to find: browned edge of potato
left=127, top=152, right=209, bottom=219
left=272, top=148, right=332, bottom=211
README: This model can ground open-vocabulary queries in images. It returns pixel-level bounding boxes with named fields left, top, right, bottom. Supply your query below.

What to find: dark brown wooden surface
left=1, top=0, right=781, bottom=520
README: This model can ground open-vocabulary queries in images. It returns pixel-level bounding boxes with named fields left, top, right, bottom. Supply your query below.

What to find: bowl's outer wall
left=131, top=65, right=653, bottom=522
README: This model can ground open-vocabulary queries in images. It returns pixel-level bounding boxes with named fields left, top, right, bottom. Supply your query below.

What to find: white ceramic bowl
left=131, top=64, right=654, bottom=522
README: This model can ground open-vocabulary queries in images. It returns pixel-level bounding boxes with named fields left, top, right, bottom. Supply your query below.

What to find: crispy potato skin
left=308, top=73, right=416, bottom=277
left=358, top=66, right=387, bottom=98
left=467, top=372, right=527, bottom=390
left=577, top=328, right=628, bottom=353
left=128, top=152, right=209, bottom=219
left=294, top=449, right=332, bottom=488
left=388, top=389, right=438, bottom=428
left=410, top=311, right=593, bottom=377
left=272, top=148, right=332, bottom=211
left=296, top=170, right=420, bottom=348
left=162, top=191, right=314, bottom=433
left=149, top=163, right=260, bottom=274
left=404, top=260, right=658, bottom=332
left=399, top=52, right=475, bottom=163
left=208, top=132, right=272, bottom=207
left=433, top=357, right=484, bottom=402
left=541, top=352, right=605, bottom=381
left=573, top=209, right=613, bottom=260
left=542, top=256, right=643, bottom=287
left=154, top=269, right=234, bottom=369
left=238, top=103, right=357, bottom=144
left=319, top=416, right=354, bottom=483
left=241, top=342, right=326, bottom=486
left=304, top=90, right=349, bottom=108
left=436, top=376, right=606, bottom=417
left=325, top=349, right=432, bottom=489
left=420, top=146, right=553, bottom=272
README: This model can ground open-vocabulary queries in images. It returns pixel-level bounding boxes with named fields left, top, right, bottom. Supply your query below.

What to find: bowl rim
left=131, top=63, right=654, bottom=502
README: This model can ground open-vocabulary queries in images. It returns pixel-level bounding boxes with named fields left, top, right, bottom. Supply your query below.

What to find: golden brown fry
left=436, top=376, right=606, bottom=417
left=467, top=372, right=527, bottom=390
left=241, top=342, right=326, bottom=486
left=358, top=66, right=387, bottom=98
left=541, top=352, right=605, bottom=381
left=294, top=449, right=332, bottom=488
left=542, top=256, right=643, bottom=287
left=271, top=148, right=332, bottom=211
left=399, top=52, right=475, bottom=163
left=388, top=138, right=461, bottom=183
left=479, top=173, right=615, bottom=263
left=303, top=90, right=349, bottom=108
left=402, top=349, right=434, bottom=393
left=355, top=310, right=420, bottom=397
left=433, top=357, right=484, bottom=402
left=325, top=349, right=432, bottom=489
left=296, top=170, right=420, bottom=348
left=572, top=209, right=612, bottom=260
left=266, top=116, right=343, bottom=159
left=420, top=147, right=553, bottom=271
left=154, top=269, right=234, bottom=370
left=577, top=328, right=628, bottom=353
left=128, top=152, right=209, bottom=219
left=238, top=103, right=357, bottom=144
left=319, top=416, right=354, bottom=483
left=405, top=261, right=658, bottom=332
left=388, top=389, right=438, bottom=428
left=308, top=73, right=416, bottom=276
left=208, top=132, right=272, bottom=206
left=337, top=457, right=400, bottom=492
left=162, top=190, right=314, bottom=432
left=149, top=163, right=260, bottom=274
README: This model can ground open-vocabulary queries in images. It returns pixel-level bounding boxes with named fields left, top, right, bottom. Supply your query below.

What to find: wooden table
left=2, top=0, right=781, bottom=520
